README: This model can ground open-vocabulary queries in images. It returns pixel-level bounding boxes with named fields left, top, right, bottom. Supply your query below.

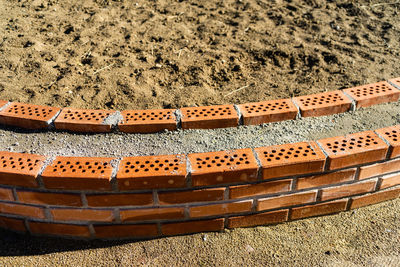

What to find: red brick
left=350, top=188, right=400, bottom=209
left=380, top=173, right=400, bottom=189
left=117, top=154, right=187, bottom=190
left=0, top=202, right=45, bottom=219
left=51, top=208, right=114, bottom=222
left=0, top=100, right=8, bottom=109
left=118, top=109, right=177, bottom=133
left=54, top=108, right=115, bottom=133
left=297, top=168, right=356, bottom=190
left=86, top=193, right=153, bottom=207
left=318, top=131, right=388, bottom=170
left=29, top=222, right=91, bottom=237
left=180, top=105, right=238, bottom=129
left=293, top=90, right=352, bottom=117
left=189, top=149, right=258, bottom=186
left=0, top=188, right=14, bottom=201
left=0, top=151, right=46, bottom=187
left=228, top=209, right=288, bottom=228
left=320, top=180, right=377, bottom=201
left=162, top=218, right=224, bottom=236
left=120, top=207, right=185, bottom=222
left=158, top=188, right=225, bottom=205
left=189, top=200, right=252, bottom=218
left=41, top=156, right=115, bottom=190
left=229, top=179, right=292, bottom=199
left=343, top=81, right=400, bottom=108
left=291, top=199, right=348, bottom=220
left=238, top=99, right=298, bottom=125
left=255, top=141, right=326, bottom=180
left=94, top=224, right=158, bottom=238
left=0, top=216, right=26, bottom=232
left=375, top=125, right=400, bottom=158
left=0, top=102, right=60, bottom=129
left=359, top=158, right=400, bottom=180
left=257, top=191, right=317, bottom=211
left=390, top=77, right=400, bottom=88
left=17, top=191, right=82, bottom=206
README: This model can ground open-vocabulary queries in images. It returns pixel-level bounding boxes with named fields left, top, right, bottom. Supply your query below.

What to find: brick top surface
left=238, top=99, right=297, bottom=116
left=293, top=90, right=352, bottom=110
left=55, top=108, right=114, bottom=125
left=0, top=100, right=7, bottom=108
left=0, top=151, right=46, bottom=177
left=119, top=109, right=176, bottom=125
left=389, top=77, right=400, bottom=88
left=180, top=105, right=237, bottom=122
left=343, top=81, right=398, bottom=100
left=0, top=102, right=60, bottom=121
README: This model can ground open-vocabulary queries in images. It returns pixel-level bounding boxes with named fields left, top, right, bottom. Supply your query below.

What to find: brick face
left=296, top=168, right=356, bottom=190
left=0, top=216, right=26, bottom=232
left=162, top=218, right=224, bottom=236
left=257, top=191, right=317, bottom=211
left=0, top=188, right=14, bottom=201
left=291, top=199, right=348, bottom=220
left=94, top=224, right=158, bottom=238
left=359, top=158, right=400, bottom=180
left=320, top=180, right=377, bottom=201
left=0, top=202, right=45, bottom=219
left=86, top=193, right=153, bottom=207
left=158, top=188, right=225, bottom=205
left=228, top=209, right=289, bottom=228
left=229, top=179, right=292, bottom=199
left=375, top=125, right=400, bottom=159
left=189, top=200, right=252, bottom=218
left=120, top=207, right=185, bottom=222
left=17, top=191, right=82, bottom=206
left=51, top=208, right=114, bottom=222
left=29, top=222, right=91, bottom=237
left=350, top=188, right=400, bottom=209
left=380, top=173, right=400, bottom=189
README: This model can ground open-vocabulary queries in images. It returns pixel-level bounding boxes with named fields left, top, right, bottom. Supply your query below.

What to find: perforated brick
left=41, top=157, right=114, bottom=190
left=375, top=125, right=400, bottom=158
left=389, top=77, right=400, bottom=89
left=54, top=108, right=115, bottom=133
left=254, top=141, right=326, bottom=180
left=343, top=81, right=400, bottom=108
left=188, top=148, right=258, bottom=186
left=118, top=109, right=177, bottom=133
left=238, top=99, right=298, bottom=125
left=318, top=131, right=388, bottom=170
left=293, top=90, right=352, bottom=117
left=0, top=151, right=46, bottom=187
left=0, top=102, right=60, bottom=129
left=117, top=154, right=187, bottom=190
left=180, top=105, right=239, bottom=129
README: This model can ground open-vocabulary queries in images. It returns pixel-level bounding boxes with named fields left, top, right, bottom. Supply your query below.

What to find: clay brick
left=87, top=193, right=153, bottom=207
left=0, top=202, right=45, bottom=219
left=320, top=180, right=377, bottom=201
left=389, top=77, right=400, bottom=90
left=296, top=168, right=357, bottom=190
left=29, top=222, right=91, bottom=237
left=189, top=149, right=258, bottom=186
left=118, top=109, right=177, bottom=133
left=343, top=81, right=400, bottom=108
left=375, top=125, right=400, bottom=158
left=94, top=224, right=158, bottom=238
left=41, top=156, right=115, bottom=191
left=117, top=154, right=187, bottom=190
left=0, top=151, right=46, bottom=187
left=0, top=216, right=26, bottom=232
left=189, top=200, right=252, bottom=218
left=350, top=188, right=400, bottom=209
left=291, top=199, right=348, bottom=220
left=359, top=158, right=400, bottom=180
left=257, top=191, right=317, bottom=211
left=0, top=100, right=8, bottom=109
left=51, top=208, right=114, bottom=222
left=158, top=188, right=225, bottom=205
left=255, top=141, right=326, bottom=180
left=229, top=179, right=292, bottom=199
left=228, top=209, right=288, bottom=228
left=238, top=99, right=298, bottom=125
left=0, top=188, right=14, bottom=201
left=162, top=218, right=224, bottom=236
left=54, top=108, right=115, bottom=133
left=0, top=102, right=60, bottom=129
left=120, top=207, right=185, bottom=222
left=293, top=90, right=352, bottom=117
left=318, top=131, right=388, bottom=170
left=180, top=105, right=239, bottom=129
left=380, top=173, right=400, bottom=189
left=17, top=191, right=82, bottom=206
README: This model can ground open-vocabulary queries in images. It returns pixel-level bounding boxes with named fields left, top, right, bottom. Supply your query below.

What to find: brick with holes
left=188, top=148, right=258, bottom=186
left=375, top=125, right=400, bottom=159
left=343, top=81, right=400, bottom=108
left=254, top=141, right=326, bottom=180
left=0, top=151, right=46, bottom=187
left=389, top=77, right=400, bottom=90
left=116, top=154, right=187, bottom=190
left=118, top=109, right=177, bottom=133
left=54, top=108, right=115, bottom=133
left=180, top=105, right=239, bottom=129
left=41, top=157, right=115, bottom=190
left=318, top=131, right=389, bottom=170
left=0, top=102, right=60, bottom=129
left=237, top=99, right=298, bottom=125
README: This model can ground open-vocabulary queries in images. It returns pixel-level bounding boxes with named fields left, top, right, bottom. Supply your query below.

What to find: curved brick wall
left=0, top=78, right=400, bottom=133
left=1, top=125, right=400, bottom=239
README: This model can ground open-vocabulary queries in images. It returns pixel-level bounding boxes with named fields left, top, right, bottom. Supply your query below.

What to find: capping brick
left=118, top=109, right=177, bottom=133
left=180, top=105, right=238, bottom=129
left=350, top=187, right=400, bottom=209
left=318, top=131, right=388, bottom=170
left=188, top=149, right=258, bottom=187
left=228, top=209, right=288, bottom=228
left=0, top=202, right=45, bottom=219
left=117, top=154, right=187, bottom=190
left=162, top=218, right=224, bottom=236
left=17, top=191, right=82, bottom=207
left=120, top=207, right=185, bottom=222
left=86, top=193, right=153, bottom=207
left=293, top=90, right=352, bottom=117
left=320, top=179, right=377, bottom=201
left=257, top=191, right=317, bottom=211
left=0, top=188, right=14, bottom=201
left=296, top=168, right=357, bottom=190
left=380, top=173, right=400, bottom=189
left=254, top=141, right=326, bottom=180
left=0, top=151, right=46, bottom=187
left=0, top=216, right=26, bottom=232
left=375, top=125, right=400, bottom=158
left=158, top=188, right=225, bottom=205
left=94, top=224, right=158, bottom=238
left=41, top=156, right=115, bottom=191
left=54, top=108, right=115, bottom=133
left=359, top=158, right=400, bottom=180
left=343, top=81, right=400, bottom=108
left=229, top=179, right=292, bottom=199
left=29, top=222, right=91, bottom=237
left=50, top=208, right=114, bottom=222
left=291, top=199, right=348, bottom=220
left=189, top=200, right=252, bottom=218
left=0, top=102, right=60, bottom=129
left=237, top=99, right=297, bottom=125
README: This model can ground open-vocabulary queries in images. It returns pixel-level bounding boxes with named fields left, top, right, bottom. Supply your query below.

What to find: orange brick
left=320, top=180, right=377, bottom=201
left=86, top=193, right=153, bottom=207
left=257, top=191, right=317, bottom=211
left=17, top=191, right=82, bottom=206
left=0, top=100, right=8, bottom=108
left=189, top=200, right=252, bottom=218
left=229, top=179, right=292, bottom=199
left=0, top=216, right=26, bottom=232
left=0, top=188, right=14, bottom=201
left=0, top=202, right=45, bottom=219
left=297, top=168, right=356, bottom=190
left=51, top=208, right=114, bottom=222
left=380, top=173, right=400, bottom=189
left=189, top=149, right=258, bottom=186
left=318, top=131, right=388, bottom=170
left=389, top=77, right=400, bottom=89
left=228, top=209, right=288, bottom=228
left=291, top=199, right=348, bottom=220
left=375, top=125, right=400, bottom=159
left=180, top=105, right=238, bottom=129
left=162, top=218, right=224, bottom=236
left=29, top=222, right=91, bottom=237
left=158, top=188, right=225, bottom=205
left=350, top=188, right=400, bottom=209
left=94, top=224, right=158, bottom=238
left=359, top=158, right=400, bottom=180
left=118, top=109, right=177, bottom=133
left=120, top=207, right=185, bottom=222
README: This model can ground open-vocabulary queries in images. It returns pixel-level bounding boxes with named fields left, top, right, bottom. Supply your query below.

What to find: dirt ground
left=1, top=0, right=400, bottom=110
